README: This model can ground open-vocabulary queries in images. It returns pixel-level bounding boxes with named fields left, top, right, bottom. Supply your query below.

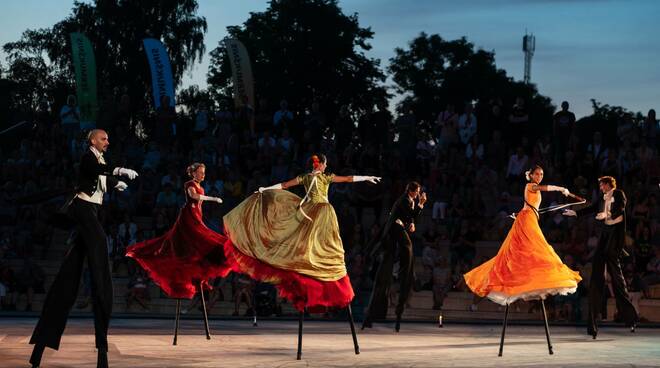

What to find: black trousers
left=364, top=224, right=414, bottom=321
left=30, top=198, right=113, bottom=350
left=588, top=223, right=638, bottom=333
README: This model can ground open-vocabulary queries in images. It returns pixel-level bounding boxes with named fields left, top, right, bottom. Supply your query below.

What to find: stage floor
left=1, top=318, right=659, bottom=367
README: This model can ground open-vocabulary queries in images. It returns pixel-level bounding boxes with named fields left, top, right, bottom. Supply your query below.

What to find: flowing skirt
left=126, top=205, right=229, bottom=299
left=464, top=208, right=582, bottom=305
left=223, top=190, right=353, bottom=312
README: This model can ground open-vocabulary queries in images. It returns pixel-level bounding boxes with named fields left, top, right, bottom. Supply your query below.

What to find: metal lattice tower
left=523, top=32, right=535, bottom=84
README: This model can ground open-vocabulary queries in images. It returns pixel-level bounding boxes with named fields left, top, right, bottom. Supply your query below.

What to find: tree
left=2, top=29, right=71, bottom=112
left=176, top=84, right=213, bottom=114
left=207, top=0, right=388, bottom=116
left=3, top=0, right=207, bottom=113
left=389, top=33, right=553, bottom=131
left=575, top=99, right=643, bottom=147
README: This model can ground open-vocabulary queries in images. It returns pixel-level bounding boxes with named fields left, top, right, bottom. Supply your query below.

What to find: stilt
left=296, top=309, right=304, bottom=360
left=347, top=305, right=360, bottom=354
left=200, top=282, right=211, bottom=340
left=173, top=299, right=181, bottom=345
left=541, top=299, right=554, bottom=355
left=498, top=304, right=510, bottom=357
left=252, top=292, right=258, bottom=327
left=29, top=344, right=45, bottom=368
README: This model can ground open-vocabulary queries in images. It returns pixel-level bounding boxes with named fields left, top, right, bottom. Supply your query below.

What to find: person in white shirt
left=506, top=147, right=529, bottom=182
left=29, top=129, right=138, bottom=368
left=60, top=95, right=81, bottom=147
left=458, top=104, right=477, bottom=145
left=273, top=99, right=294, bottom=131
left=563, top=176, right=638, bottom=338
left=193, top=102, right=209, bottom=136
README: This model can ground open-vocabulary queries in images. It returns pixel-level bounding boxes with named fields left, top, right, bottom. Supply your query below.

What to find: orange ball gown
left=464, top=183, right=582, bottom=305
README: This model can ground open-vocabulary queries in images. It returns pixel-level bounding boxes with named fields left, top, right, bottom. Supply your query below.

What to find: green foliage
left=389, top=33, right=554, bottom=126
left=3, top=0, right=207, bottom=112
left=177, top=84, right=213, bottom=114
left=3, top=28, right=71, bottom=110
left=589, top=98, right=643, bottom=122
left=207, top=0, right=388, bottom=114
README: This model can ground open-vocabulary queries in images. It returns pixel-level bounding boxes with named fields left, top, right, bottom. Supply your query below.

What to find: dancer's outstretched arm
left=333, top=175, right=381, bottom=184
left=187, top=186, right=223, bottom=203
left=528, top=183, right=569, bottom=196
left=259, top=177, right=300, bottom=193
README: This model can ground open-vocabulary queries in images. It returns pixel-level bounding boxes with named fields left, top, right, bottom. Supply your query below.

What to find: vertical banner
left=143, top=38, right=176, bottom=109
left=70, top=32, right=97, bottom=129
left=224, top=38, right=255, bottom=109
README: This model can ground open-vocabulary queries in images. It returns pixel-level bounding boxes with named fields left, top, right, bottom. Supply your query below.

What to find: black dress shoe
left=361, top=320, right=372, bottom=330
left=97, top=349, right=108, bottom=368
left=630, top=323, right=637, bottom=333
left=29, top=344, right=45, bottom=368
left=587, top=329, right=597, bottom=339
left=394, top=315, right=401, bottom=333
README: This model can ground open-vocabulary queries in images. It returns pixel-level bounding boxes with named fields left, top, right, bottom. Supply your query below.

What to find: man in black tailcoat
left=29, top=129, right=138, bottom=368
left=363, top=181, right=427, bottom=332
left=564, top=176, right=638, bottom=338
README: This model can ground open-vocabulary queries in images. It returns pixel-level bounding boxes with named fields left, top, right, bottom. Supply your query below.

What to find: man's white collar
left=90, top=146, right=103, bottom=158
left=604, top=188, right=614, bottom=200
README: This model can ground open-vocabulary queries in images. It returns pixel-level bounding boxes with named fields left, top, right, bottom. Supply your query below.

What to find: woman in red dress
left=126, top=163, right=229, bottom=299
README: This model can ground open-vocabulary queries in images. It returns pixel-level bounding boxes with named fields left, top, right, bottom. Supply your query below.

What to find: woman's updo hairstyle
left=308, top=154, right=327, bottom=171
left=186, top=162, right=206, bottom=178
left=525, top=164, right=543, bottom=182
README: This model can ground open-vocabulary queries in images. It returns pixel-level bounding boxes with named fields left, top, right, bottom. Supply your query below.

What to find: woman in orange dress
left=464, top=164, right=582, bottom=305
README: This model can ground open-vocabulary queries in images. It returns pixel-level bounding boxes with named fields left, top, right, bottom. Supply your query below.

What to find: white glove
left=562, top=209, right=576, bottom=217
left=113, top=167, right=139, bottom=180
left=115, top=181, right=128, bottom=192
left=259, top=183, right=283, bottom=193
left=596, top=212, right=607, bottom=220
left=353, top=175, right=382, bottom=185
left=200, top=195, right=223, bottom=203
left=547, top=185, right=569, bottom=196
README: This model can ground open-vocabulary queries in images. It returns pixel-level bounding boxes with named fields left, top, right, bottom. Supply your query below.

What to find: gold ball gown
left=222, top=172, right=353, bottom=312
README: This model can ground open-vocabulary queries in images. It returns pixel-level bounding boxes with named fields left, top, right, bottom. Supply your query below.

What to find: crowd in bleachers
left=0, top=92, right=658, bottom=322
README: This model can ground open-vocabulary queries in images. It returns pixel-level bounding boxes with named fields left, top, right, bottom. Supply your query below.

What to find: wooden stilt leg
left=541, top=299, right=554, bottom=355
left=498, top=304, right=510, bottom=357
left=347, top=305, right=360, bottom=355
left=252, top=292, right=258, bottom=327
left=200, top=282, right=211, bottom=340
left=296, top=309, right=304, bottom=360
left=173, top=299, right=181, bottom=345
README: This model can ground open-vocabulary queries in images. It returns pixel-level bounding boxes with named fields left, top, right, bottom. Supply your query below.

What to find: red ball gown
left=127, top=180, right=229, bottom=299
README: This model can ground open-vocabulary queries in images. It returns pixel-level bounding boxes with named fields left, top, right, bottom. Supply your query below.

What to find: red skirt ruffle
left=126, top=205, right=231, bottom=299
left=222, top=238, right=354, bottom=313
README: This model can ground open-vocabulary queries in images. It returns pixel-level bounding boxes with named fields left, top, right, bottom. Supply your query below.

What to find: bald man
left=29, top=129, right=138, bottom=368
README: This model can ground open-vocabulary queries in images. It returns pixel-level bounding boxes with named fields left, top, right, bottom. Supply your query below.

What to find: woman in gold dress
left=222, top=154, right=380, bottom=312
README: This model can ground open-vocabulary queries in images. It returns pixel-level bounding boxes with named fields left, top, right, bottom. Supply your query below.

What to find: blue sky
left=1, top=0, right=658, bottom=118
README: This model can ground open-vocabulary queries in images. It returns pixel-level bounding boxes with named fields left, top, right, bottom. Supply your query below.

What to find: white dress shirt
left=77, top=147, right=107, bottom=205
left=602, top=189, right=623, bottom=225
